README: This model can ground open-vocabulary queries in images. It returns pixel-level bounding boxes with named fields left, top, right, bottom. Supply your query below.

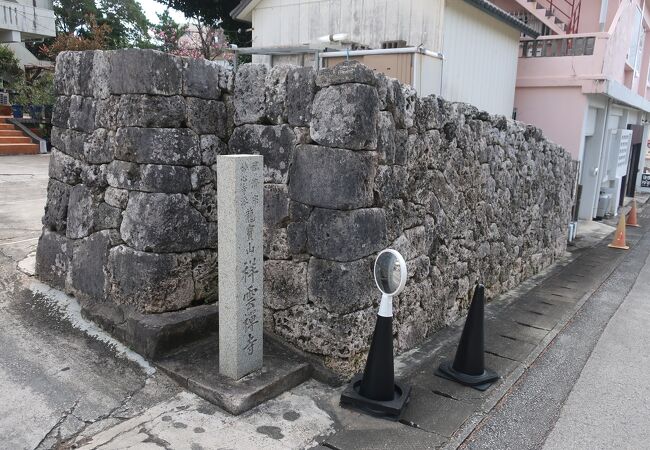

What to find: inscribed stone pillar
left=217, top=155, right=264, bottom=379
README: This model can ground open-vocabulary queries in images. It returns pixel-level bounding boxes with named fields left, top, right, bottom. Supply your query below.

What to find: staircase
left=514, top=0, right=581, bottom=35
left=0, top=117, right=40, bottom=156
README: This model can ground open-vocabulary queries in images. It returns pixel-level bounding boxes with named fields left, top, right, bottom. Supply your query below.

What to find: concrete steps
left=0, top=117, right=39, bottom=155
left=516, top=0, right=567, bottom=35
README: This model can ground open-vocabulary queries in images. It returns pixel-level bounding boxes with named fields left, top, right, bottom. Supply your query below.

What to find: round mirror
left=374, top=249, right=407, bottom=296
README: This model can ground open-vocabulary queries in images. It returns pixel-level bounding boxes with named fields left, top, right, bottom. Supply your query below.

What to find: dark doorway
left=626, top=124, right=645, bottom=198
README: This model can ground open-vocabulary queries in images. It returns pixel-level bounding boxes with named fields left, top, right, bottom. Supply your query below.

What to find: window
left=628, top=5, right=643, bottom=74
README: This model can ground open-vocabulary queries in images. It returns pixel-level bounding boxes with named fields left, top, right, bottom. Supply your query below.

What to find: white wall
left=0, top=0, right=55, bottom=40
left=250, top=0, right=444, bottom=51
left=441, top=0, right=520, bottom=116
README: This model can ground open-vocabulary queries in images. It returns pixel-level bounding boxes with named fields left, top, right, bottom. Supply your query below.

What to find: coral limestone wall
left=36, top=49, right=576, bottom=375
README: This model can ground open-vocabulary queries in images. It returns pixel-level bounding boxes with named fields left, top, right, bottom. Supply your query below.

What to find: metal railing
left=535, top=0, right=582, bottom=34
left=519, top=35, right=595, bottom=58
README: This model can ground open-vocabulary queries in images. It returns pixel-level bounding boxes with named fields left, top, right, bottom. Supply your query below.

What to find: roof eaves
left=463, top=0, right=540, bottom=39
left=230, top=0, right=253, bottom=21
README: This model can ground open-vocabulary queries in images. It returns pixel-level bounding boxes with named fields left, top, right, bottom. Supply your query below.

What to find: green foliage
left=0, top=45, right=23, bottom=86
left=155, top=0, right=251, bottom=47
left=12, top=73, right=55, bottom=106
left=52, top=0, right=151, bottom=49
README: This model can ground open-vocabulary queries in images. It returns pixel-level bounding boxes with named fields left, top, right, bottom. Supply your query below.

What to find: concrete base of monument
left=80, top=301, right=220, bottom=359
left=155, top=333, right=313, bottom=415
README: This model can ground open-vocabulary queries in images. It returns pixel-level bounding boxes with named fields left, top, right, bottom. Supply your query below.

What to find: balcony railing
left=519, top=35, right=596, bottom=58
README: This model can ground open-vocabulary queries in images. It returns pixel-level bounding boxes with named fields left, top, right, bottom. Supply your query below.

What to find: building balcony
left=0, top=0, right=56, bottom=41
left=517, top=32, right=609, bottom=88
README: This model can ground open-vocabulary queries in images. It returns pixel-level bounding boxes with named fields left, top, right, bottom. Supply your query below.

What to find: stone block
left=188, top=183, right=218, bottom=222
left=229, top=124, right=296, bottom=183
left=80, top=163, right=108, bottom=192
left=69, top=230, right=113, bottom=300
left=52, top=96, right=71, bottom=128
left=310, top=83, right=379, bottom=150
left=114, top=127, right=201, bottom=166
left=115, top=95, right=186, bottom=128
left=307, top=208, right=387, bottom=262
left=308, top=257, right=375, bottom=315
left=104, top=187, right=128, bottom=209
left=264, top=260, right=308, bottom=310
left=35, top=230, right=71, bottom=290
left=415, top=95, right=444, bottom=131
left=182, top=57, right=222, bottom=99
left=83, top=128, right=114, bottom=164
left=67, top=185, right=121, bottom=239
left=121, top=192, right=209, bottom=252
left=287, top=222, right=307, bottom=255
left=50, top=128, right=85, bottom=161
left=107, top=49, right=183, bottom=96
left=54, top=51, right=80, bottom=96
left=49, top=149, right=81, bottom=185
left=376, top=111, right=396, bottom=164
left=273, top=305, right=375, bottom=359
left=67, top=95, right=96, bottom=133
left=108, top=245, right=195, bottom=313
left=200, top=135, right=228, bottom=165
left=265, top=65, right=291, bottom=124
left=42, top=179, right=71, bottom=232
left=186, top=98, right=228, bottom=137
left=315, top=60, right=376, bottom=87
left=263, top=184, right=289, bottom=228
left=190, top=166, right=214, bottom=190
left=95, top=96, right=119, bottom=129
left=192, top=250, right=219, bottom=301
left=264, top=227, right=290, bottom=260
left=106, top=161, right=192, bottom=193
left=233, top=63, right=267, bottom=125
left=289, top=145, right=377, bottom=210
left=287, top=67, right=316, bottom=126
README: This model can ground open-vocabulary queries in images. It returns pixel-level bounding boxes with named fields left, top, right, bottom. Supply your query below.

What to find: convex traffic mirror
left=374, top=249, right=407, bottom=297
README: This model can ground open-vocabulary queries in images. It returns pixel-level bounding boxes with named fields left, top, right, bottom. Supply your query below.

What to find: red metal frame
left=537, top=0, right=582, bottom=34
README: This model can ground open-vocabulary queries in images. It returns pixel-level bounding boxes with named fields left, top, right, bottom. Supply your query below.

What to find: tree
left=154, top=11, right=230, bottom=61
left=98, top=0, right=151, bottom=49
left=41, top=15, right=112, bottom=60
left=0, top=45, right=24, bottom=87
left=153, top=10, right=189, bottom=54
left=51, top=0, right=151, bottom=49
left=155, top=0, right=251, bottom=47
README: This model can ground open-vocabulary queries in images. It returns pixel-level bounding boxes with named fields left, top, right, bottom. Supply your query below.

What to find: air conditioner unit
left=603, top=129, right=632, bottom=181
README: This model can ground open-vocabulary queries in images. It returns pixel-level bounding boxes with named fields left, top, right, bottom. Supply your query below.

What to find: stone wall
left=36, top=49, right=576, bottom=375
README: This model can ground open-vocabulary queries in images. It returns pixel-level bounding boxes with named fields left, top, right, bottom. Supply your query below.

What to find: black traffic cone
left=436, top=284, right=499, bottom=391
left=340, top=297, right=411, bottom=419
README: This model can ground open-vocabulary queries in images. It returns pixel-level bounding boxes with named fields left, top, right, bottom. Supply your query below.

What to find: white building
left=230, top=0, right=538, bottom=116
left=0, top=0, right=56, bottom=68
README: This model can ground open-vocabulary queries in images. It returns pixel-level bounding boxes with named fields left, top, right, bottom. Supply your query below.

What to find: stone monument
left=217, top=155, right=264, bottom=379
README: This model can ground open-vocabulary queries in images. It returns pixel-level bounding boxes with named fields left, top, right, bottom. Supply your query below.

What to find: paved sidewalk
left=543, top=248, right=650, bottom=449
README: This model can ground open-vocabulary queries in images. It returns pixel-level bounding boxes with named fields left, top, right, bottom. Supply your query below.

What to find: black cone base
left=435, top=361, right=499, bottom=391
left=340, top=374, right=411, bottom=420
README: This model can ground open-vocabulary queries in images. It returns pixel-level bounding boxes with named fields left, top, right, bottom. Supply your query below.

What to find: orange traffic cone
left=627, top=199, right=640, bottom=227
left=608, top=214, right=630, bottom=250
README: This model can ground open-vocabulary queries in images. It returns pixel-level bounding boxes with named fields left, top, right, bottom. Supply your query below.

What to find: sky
left=138, top=0, right=188, bottom=25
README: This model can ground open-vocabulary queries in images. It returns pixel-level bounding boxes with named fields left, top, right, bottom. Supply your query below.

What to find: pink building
left=496, top=0, right=650, bottom=220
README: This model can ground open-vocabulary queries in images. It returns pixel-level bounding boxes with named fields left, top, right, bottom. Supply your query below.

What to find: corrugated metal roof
left=463, top=0, right=540, bottom=38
